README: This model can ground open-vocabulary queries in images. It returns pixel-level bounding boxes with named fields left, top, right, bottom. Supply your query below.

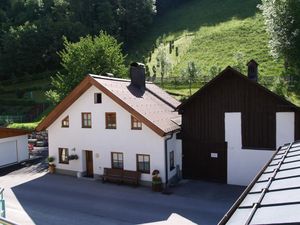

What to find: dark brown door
left=85, top=151, right=94, bottom=177
left=183, top=140, right=227, bottom=183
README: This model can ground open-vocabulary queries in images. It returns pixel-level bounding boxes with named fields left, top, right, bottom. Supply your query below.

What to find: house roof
left=0, top=128, right=29, bottom=139
left=36, top=75, right=181, bottom=136
left=177, top=66, right=298, bottom=111
left=219, top=141, right=300, bottom=225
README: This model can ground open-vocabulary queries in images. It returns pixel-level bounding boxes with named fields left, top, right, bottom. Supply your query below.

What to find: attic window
left=94, top=93, right=102, bottom=104
left=61, top=116, right=69, bottom=128
left=131, top=115, right=142, bottom=130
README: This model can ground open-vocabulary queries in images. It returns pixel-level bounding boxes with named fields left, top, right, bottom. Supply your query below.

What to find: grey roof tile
left=91, top=75, right=181, bottom=134
left=222, top=141, right=300, bottom=225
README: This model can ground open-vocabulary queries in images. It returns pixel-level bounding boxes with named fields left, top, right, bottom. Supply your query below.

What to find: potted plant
left=152, top=170, right=162, bottom=192
left=47, top=156, right=56, bottom=174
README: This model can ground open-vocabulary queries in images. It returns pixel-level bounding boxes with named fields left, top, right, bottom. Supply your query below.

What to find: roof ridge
left=89, top=74, right=153, bottom=84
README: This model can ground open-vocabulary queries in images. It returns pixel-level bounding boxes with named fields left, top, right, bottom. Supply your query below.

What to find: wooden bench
left=102, top=168, right=141, bottom=186
left=122, top=170, right=141, bottom=186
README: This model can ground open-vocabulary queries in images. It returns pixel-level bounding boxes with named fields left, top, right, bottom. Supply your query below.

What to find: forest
left=0, top=0, right=186, bottom=80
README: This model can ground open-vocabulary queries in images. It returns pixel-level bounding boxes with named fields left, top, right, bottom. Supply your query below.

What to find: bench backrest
left=104, top=168, right=122, bottom=176
left=122, top=170, right=141, bottom=179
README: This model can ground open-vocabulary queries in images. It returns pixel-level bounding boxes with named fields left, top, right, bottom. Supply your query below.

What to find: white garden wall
left=48, top=85, right=181, bottom=183
left=225, top=113, right=274, bottom=186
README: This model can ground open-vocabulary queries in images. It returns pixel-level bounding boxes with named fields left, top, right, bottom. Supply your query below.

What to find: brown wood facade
left=178, top=67, right=300, bottom=182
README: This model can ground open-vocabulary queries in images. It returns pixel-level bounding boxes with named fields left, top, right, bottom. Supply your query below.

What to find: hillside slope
left=130, top=0, right=284, bottom=79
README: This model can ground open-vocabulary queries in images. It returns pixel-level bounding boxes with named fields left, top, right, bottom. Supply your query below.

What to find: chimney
left=247, top=59, right=259, bottom=82
left=130, top=62, right=146, bottom=90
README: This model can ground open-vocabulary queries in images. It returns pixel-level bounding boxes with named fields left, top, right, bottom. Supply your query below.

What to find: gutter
left=164, top=132, right=174, bottom=188
left=218, top=145, right=282, bottom=225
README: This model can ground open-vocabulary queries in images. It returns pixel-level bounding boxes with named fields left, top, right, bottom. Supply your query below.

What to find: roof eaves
left=36, top=76, right=92, bottom=131
left=176, top=66, right=299, bottom=111
left=176, top=66, right=233, bottom=111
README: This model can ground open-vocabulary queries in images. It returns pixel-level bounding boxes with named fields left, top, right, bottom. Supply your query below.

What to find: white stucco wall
left=225, top=113, right=274, bottom=186
left=276, top=112, right=295, bottom=148
left=0, top=135, right=28, bottom=167
left=48, top=85, right=181, bottom=183
left=166, top=133, right=182, bottom=180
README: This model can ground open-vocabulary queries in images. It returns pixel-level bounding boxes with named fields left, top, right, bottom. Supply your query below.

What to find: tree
left=232, top=52, right=245, bottom=74
left=0, top=22, right=45, bottom=78
left=46, top=31, right=127, bottom=104
left=117, top=0, right=156, bottom=43
left=156, top=44, right=171, bottom=87
left=259, top=0, right=300, bottom=74
left=182, top=61, right=199, bottom=96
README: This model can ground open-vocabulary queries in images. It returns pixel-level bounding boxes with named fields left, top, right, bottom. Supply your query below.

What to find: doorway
left=85, top=150, right=94, bottom=177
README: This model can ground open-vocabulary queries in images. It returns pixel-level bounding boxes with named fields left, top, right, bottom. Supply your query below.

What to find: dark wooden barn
left=177, top=60, right=300, bottom=185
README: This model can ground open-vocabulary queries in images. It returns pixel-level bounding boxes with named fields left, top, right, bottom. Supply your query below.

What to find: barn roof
left=177, top=66, right=298, bottom=110
left=219, top=141, right=300, bottom=225
left=36, top=75, right=181, bottom=136
left=0, top=128, right=29, bottom=139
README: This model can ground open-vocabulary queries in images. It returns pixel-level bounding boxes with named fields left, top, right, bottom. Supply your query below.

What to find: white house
left=37, top=63, right=182, bottom=185
left=0, top=128, right=29, bottom=167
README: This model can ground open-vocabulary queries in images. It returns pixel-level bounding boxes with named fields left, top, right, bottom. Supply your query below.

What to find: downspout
left=164, top=132, right=174, bottom=188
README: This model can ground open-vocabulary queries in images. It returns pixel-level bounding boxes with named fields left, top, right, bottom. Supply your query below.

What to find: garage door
left=0, top=141, right=17, bottom=167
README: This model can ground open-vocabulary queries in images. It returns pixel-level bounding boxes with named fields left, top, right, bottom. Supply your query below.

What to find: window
left=94, top=93, right=102, bottom=104
left=61, top=116, right=69, bottom=128
left=59, top=148, right=69, bottom=164
left=136, top=154, right=150, bottom=174
left=131, top=115, right=142, bottom=130
left=106, top=112, right=116, bottom=129
left=111, top=152, right=123, bottom=169
left=82, top=112, right=92, bottom=128
left=170, top=151, right=175, bottom=171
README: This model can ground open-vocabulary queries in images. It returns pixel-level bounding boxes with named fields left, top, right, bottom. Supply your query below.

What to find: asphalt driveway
left=1, top=162, right=245, bottom=225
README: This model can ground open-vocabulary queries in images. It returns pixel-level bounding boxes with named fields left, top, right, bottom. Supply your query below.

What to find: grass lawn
left=7, top=106, right=53, bottom=130
left=129, top=0, right=285, bottom=90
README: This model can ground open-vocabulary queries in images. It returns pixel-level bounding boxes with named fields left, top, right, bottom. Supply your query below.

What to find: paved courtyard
left=0, top=161, right=245, bottom=225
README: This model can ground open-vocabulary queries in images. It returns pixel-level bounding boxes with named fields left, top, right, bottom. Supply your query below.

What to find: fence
left=152, top=74, right=299, bottom=91
left=0, top=188, right=5, bottom=218
left=0, top=103, right=49, bottom=125
left=0, top=115, right=27, bottom=125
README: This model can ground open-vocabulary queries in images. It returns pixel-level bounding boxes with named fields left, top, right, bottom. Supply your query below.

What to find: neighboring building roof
left=142, top=213, right=197, bottom=225
left=36, top=75, right=181, bottom=136
left=0, top=128, right=29, bottom=139
left=219, top=141, right=300, bottom=225
left=177, top=66, right=298, bottom=110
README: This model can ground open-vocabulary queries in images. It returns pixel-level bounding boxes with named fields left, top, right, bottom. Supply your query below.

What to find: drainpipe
left=164, top=132, right=173, bottom=189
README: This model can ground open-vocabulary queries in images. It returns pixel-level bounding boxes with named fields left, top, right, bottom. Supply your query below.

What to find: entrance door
left=85, top=151, right=94, bottom=177
left=183, top=140, right=227, bottom=183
